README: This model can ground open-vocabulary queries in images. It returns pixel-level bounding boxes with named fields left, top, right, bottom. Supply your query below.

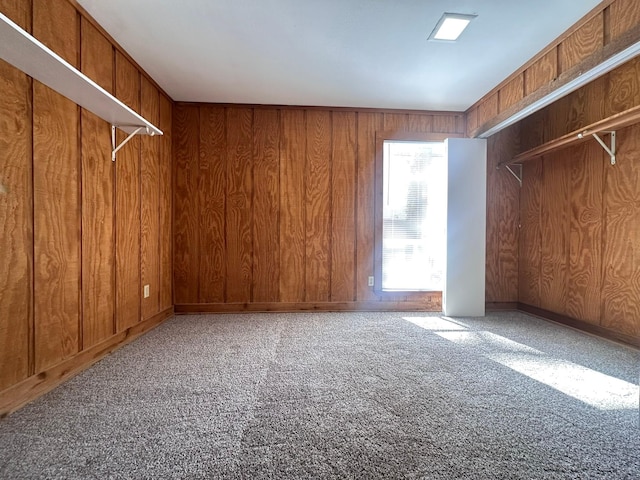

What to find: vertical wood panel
left=305, top=110, right=332, bottom=302
left=173, top=105, right=200, bottom=304
left=539, top=155, right=570, bottom=315
left=140, top=77, right=160, bottom=319
left=567, top=142, right=603, bottom=324
left=33, top=1, right=80, bottom=370
left=331, top=112, right=357, bottom=302
left=607, top=57, right=640, bottom=116
left=525, top=49, right=557, bottom=96
left=226, top=108, right=253, bottom=303
left=80, top=18, right=114, bottom=347
left=558, top=14, right=603, bottom=74
left=610, top=0, right=640, bottom=40
left=279, top=110, right=306, bottom=302
left=199, top=106, right=226, bottom=303
left=601, top=125, right=640, bottom=337
left=477, top=94, right=499, bottom=127
left=0, top=0, right=32, bottom=390
left=356, top=112, right=383, bottom=301
left=485, top=125, right=519, bottom=303
left=158, top=95, right=172, bottom=310
left=383, top=113, right=406, bottom=132
left=433, top=115, right=463, bottom=134
left=114, top=52, right=140, bottom=331
left=519, top=160, right=542, bottom=306
left=499, top=75, right=524, bottom=112
left=252, top=109, right=280, bottom=302
left=407, top=114, right=432, bottom=132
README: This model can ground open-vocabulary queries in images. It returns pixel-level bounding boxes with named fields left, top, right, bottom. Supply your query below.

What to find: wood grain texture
left=600, top=124, right=640, bottom=337
left=477, top=93, right=499, bottom=128
left=466, top=108, right=478, bottom=136
left=304, top=110, right=332, bottom=302
left=33, top=2, right=80, bottom=372
left=226, top=108, right=253, bottom=303
left=279, top=110, right=306, bottom=302
left=607, top=57, right=640, bottom=116
left=559, top=13, right=604, bottom=74
left=331, top=112, right=357, bottom=302
left=485, top=124, right=519, bottom=303
left=539, top=154, right=570, bottom=315
left=518, top=160, right=542, bottom=306
left=383, top=113, right=407, bottom=132
left=524, top=49, right=557, bottom=96
left=114, top=52, right=141, bottom=332
left=406, top=114, right=432, bottom=132
left=567, top=142, right=603, bottom=324
left=173, top=105, right=200, bottom=304
left=433, top=114, right=464, bottom=134
left=140, top=77, right=160, bottom=320
left=0, top=0, right=32, bottom=390
left=198, top=106, right=226, bottom=302
left=80, top=22, right=114, bottom=347
left=610, top=0, right=640, bottom=40
left=355, top=112, right=383, bottom=301
left=252, top=109, right=280, bottom=302
left=499, top=75, right=524, bottom=112
left=158, top=95, right=172, bottom=310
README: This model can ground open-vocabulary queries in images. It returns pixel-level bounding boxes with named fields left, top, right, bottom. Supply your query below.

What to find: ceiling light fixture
left=429, top=13, right=477, bottom=41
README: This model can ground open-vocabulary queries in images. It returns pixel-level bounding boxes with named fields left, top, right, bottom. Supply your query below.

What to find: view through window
left=382, top=140, right=446, bottom=291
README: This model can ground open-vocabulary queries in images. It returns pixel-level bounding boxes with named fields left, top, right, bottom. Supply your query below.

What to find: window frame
left=373, top=130, right=463, bottom=298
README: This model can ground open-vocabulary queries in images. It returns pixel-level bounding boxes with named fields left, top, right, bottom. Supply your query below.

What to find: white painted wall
left=443, top=138, right=487, bottom=317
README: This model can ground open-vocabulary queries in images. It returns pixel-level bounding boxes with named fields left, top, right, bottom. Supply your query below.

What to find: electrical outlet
left=368, top=276, right=374, bottom=287
left=143, top=284, right=150, bottom=298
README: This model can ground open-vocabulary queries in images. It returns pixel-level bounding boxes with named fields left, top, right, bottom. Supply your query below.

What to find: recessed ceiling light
left=429, top=13, right=477, bottom=41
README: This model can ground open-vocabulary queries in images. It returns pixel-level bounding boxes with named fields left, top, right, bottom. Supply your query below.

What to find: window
left=374, top=131, right=459, bottom=295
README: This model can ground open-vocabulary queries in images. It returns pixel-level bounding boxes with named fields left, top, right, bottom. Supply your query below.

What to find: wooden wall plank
left=477, top=93, right=499, bottom=128
left=539, top=155, right=570, bottom=315
left=601, top=124, right=640, bottom=337
left=252, top=109, right=280, bottom=302
left=499, top=75, right=524, bottom=112
left=518, top=160, right=542, bottom=306
left=607, top=57, right=640, bottom=116
left=567, top=142, right=603, bottom=324
left=407, top=114, right=433, bottom=132
left=331, top=112, right=357, bottom=301
left=173, top=105, right=200, bottom=304
left=114, top=52, right=141, bottom=331
left=158, top=95, right=172, bottom=310
left=226, top=108, right=253, bottom=303
left=304, top=110, right=332, bottom=302
left=485, top=124, right=519, bottom=303
left=383, top=113, right=407, bottom=132
left=356, top=112, right=383, bottom=301
left=524, top=49, right=557, bottom=96
left=558, top=13, right=604, bottom=74
left=0, top=0, right=32, bottom=391
left=610, top=0, right=640, bottom=41
left=199, top=106, right=226, bottom=303
left=279, top=110, right=306, bottom=302
left=33, top=0, right=80, bottom=371
left=80, top=17, right=114, bottom=348
left=140, top=77, right=160, bottom=320
left=433, top=115, right=464, bottom=134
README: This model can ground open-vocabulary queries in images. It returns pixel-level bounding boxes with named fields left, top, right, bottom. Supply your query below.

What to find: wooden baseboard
left=175, top=300, right=442, bottom=314
left=0, top=307, right=174, bottom=418
left=486, top=302, right=518, bottom=311
left=517, top=303, right=639, bottom=348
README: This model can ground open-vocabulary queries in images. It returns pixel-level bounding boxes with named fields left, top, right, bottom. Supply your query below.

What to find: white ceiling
left=77, top=0, right=603, bottom=112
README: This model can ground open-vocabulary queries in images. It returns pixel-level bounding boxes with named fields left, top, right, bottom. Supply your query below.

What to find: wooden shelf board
left=0, top=12, right=162, bottom=136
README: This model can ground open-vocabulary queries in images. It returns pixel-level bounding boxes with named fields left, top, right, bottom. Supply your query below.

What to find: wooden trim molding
left=0, top=307, right=174, bottom=418
left=175, top=300, right=443, bottom=314
left=518, top=303, right=639, bottom=348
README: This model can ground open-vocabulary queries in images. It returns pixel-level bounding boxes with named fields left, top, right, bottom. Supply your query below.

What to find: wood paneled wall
left=0, top=0, right=173, bottom=415
left=467, top=0, right=640, bottom=136
left=488, top=36, right=640, bottom=343
left=173, top=105, right=466, bottom=311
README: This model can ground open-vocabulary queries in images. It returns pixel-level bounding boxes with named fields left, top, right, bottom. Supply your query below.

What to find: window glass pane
left=382, top=140, right=446, bottom=291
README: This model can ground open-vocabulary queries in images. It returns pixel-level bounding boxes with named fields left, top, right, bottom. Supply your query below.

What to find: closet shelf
left=0, top=12, right=162, bottom=143
left=499, top=103, right=640, bottom=167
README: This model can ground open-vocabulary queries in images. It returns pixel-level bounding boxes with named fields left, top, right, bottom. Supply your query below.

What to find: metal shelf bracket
left=111, top=125, right=154, bottom=162
left=497, top=163, right=522, bottom=186
left=579, top=130, right=616, bottom=165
